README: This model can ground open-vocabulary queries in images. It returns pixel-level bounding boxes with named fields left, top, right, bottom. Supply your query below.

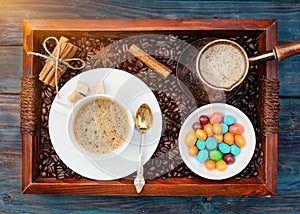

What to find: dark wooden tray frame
left=22, top=19, right=278, bottom=196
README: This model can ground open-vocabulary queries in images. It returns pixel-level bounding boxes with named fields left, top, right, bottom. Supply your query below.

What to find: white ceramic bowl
left=178, top=103, right=256, bottom=180
left=66, top=94, right=134, bottom=160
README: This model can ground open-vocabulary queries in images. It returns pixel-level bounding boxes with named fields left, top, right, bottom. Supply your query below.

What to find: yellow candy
left=212, top=123, right=222, bottom=135
left=185, top=130, right=197, bottom=147
left=216, top=160, right=227, bottom=171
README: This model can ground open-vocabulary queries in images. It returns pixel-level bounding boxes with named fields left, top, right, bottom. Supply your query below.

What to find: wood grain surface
left=0, top=0, right=300, bottom=213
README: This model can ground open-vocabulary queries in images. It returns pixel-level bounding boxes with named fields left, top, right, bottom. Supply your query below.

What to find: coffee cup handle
left=249, top=40, right=300, bottom=63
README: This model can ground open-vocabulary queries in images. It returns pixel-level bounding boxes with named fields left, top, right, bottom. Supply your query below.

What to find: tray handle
left=20, top=77, right=38, bottom=135
left=261, top=79, right=280, bottom=136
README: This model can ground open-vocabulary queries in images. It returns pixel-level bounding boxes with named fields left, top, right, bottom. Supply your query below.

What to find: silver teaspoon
left=134, top=103, right=153, bottom=193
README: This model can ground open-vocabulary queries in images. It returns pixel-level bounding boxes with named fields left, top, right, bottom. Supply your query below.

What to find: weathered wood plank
left=278, top=57, right=300, bottom=97
left=0, top=47, right=22, bottom=94
left=0, top=95, right=20, bottom=148
left=277, top=98, right=300, bottom=198
left=1, top=0, right=300, bottom=45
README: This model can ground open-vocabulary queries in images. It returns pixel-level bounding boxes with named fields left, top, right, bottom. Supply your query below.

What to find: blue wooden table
left=0, top=0, right=299, bottom=213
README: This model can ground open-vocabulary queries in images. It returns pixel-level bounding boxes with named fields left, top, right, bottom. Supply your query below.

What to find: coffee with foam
left=198, top=41, right=247, bottom=90
left=72, top=97, right=130, bottom=155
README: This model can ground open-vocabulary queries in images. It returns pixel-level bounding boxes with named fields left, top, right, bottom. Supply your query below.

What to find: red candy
left=192, top=122, right=203, bottom=131
left=229, top=123, right=244, bottom=134
left=199, top=115, right=209, bottom=125
left=223, top=154, right=235, bottom=164
left=209, top=112, right=223, bottom=124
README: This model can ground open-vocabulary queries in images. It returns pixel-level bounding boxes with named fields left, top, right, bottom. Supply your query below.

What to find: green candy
left=209, top=149, right=223, bottom=162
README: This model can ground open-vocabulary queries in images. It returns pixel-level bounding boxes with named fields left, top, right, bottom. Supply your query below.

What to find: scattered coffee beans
left=39, top=34, right=262, bottom=180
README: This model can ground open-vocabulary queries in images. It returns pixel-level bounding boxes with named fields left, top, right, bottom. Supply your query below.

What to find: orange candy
left=204, top=159, right=216, bottom=170
left=223, top=132, right=235, bottom=145
left=235, top=134, right=246, bottom=148
left=203, top=123, right=214, bottom=137
left=195, top=129, right=207, bottom=141
left=216, top=160, right=227, bottom=171
left=188, top=146, right=199, bottom=156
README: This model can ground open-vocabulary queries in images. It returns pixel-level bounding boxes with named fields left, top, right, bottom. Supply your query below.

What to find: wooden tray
left=22, top=19, right=278, bottom=196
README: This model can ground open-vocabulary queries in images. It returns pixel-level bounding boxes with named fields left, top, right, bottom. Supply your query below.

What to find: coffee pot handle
left=274, top=40, right=300, bottom=61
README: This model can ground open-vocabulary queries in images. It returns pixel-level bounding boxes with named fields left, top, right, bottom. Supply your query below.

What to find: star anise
left=91, top=43, right=117, bottom=67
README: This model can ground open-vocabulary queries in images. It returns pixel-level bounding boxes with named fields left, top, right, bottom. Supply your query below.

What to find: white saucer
left=49, top=68, right=162, bottom=180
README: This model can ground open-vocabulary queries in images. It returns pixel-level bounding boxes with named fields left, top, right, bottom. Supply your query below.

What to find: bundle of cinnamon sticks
left=39, top=36, right=79, bottom=87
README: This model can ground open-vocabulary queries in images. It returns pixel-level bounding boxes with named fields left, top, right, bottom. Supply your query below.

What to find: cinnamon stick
left=128, top=44, right=172, bottom=78
left=39, top=36, right=79, bottom=87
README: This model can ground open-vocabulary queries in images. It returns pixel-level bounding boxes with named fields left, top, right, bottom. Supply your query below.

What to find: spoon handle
left=134, top=134, right=145, bottom=193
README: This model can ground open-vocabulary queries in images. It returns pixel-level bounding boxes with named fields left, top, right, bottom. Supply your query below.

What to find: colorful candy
left=199, top=115, right=209, bottom=125
left=192, top=122, right=203, bottom=131
left=223, top=153, right=235, bottom=164
left=203, top=123, right=214, bottom=137
left=212, top=123, right=222, bottom=135
left=230, top=144, right=241, bottom=156
left=223, top=132, right=235, bottom=145
left=204, top=159, right=216, bottom=170
left=188, top=146, right=199, bottom=156
left=229, top=123, right=244, bottom=135
left=185, top=130, right=197, bottom=147
left=195, top=129, right=207, bottom=141
left=218, top=142, right=231, bottom=154
left=209, top=112, right=223, bottom=124
left=196, top=150, right=209, bottom=163
left=196, top=139, right=206, bottom=150
left=205, top=137, right=217, bottom=150
left=184, top=111, right=247, bottom=172
left=221, top=122, right=228, bottom=134
left=235, top=134, right=246, bottom=148
left=216, top=160, right=227, bottom=171
left=223, top=115, right=235, bottom=125
left=209, top=149, right=223, bottom=162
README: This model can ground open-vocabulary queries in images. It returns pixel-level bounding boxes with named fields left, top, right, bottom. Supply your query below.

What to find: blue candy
left=231, top=144, right=241, bottom=156
left=205, top=137, right=217, bottom=150
left=196, top=150, right=209, bottom=163
left=218, top=142, right=231, bottom=154
left=223, top=115, right=235, bottom=125
left=196, top=139, right=206, bottom=150
left=221, top=122, right=229, bottom=134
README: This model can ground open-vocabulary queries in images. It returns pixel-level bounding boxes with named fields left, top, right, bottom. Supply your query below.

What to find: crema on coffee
left=199, top=42, right=247, bottom=89
left=72, top=98, right=130, bottom=155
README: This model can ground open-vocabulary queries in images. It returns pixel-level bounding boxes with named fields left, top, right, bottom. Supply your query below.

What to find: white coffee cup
left=66, top=94, right=134, bottom=160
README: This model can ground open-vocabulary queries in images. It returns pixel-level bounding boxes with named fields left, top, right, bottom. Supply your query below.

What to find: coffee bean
left=135, top=60, right=143, bottom=69
left=40, top=171, right=47, bottom=177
